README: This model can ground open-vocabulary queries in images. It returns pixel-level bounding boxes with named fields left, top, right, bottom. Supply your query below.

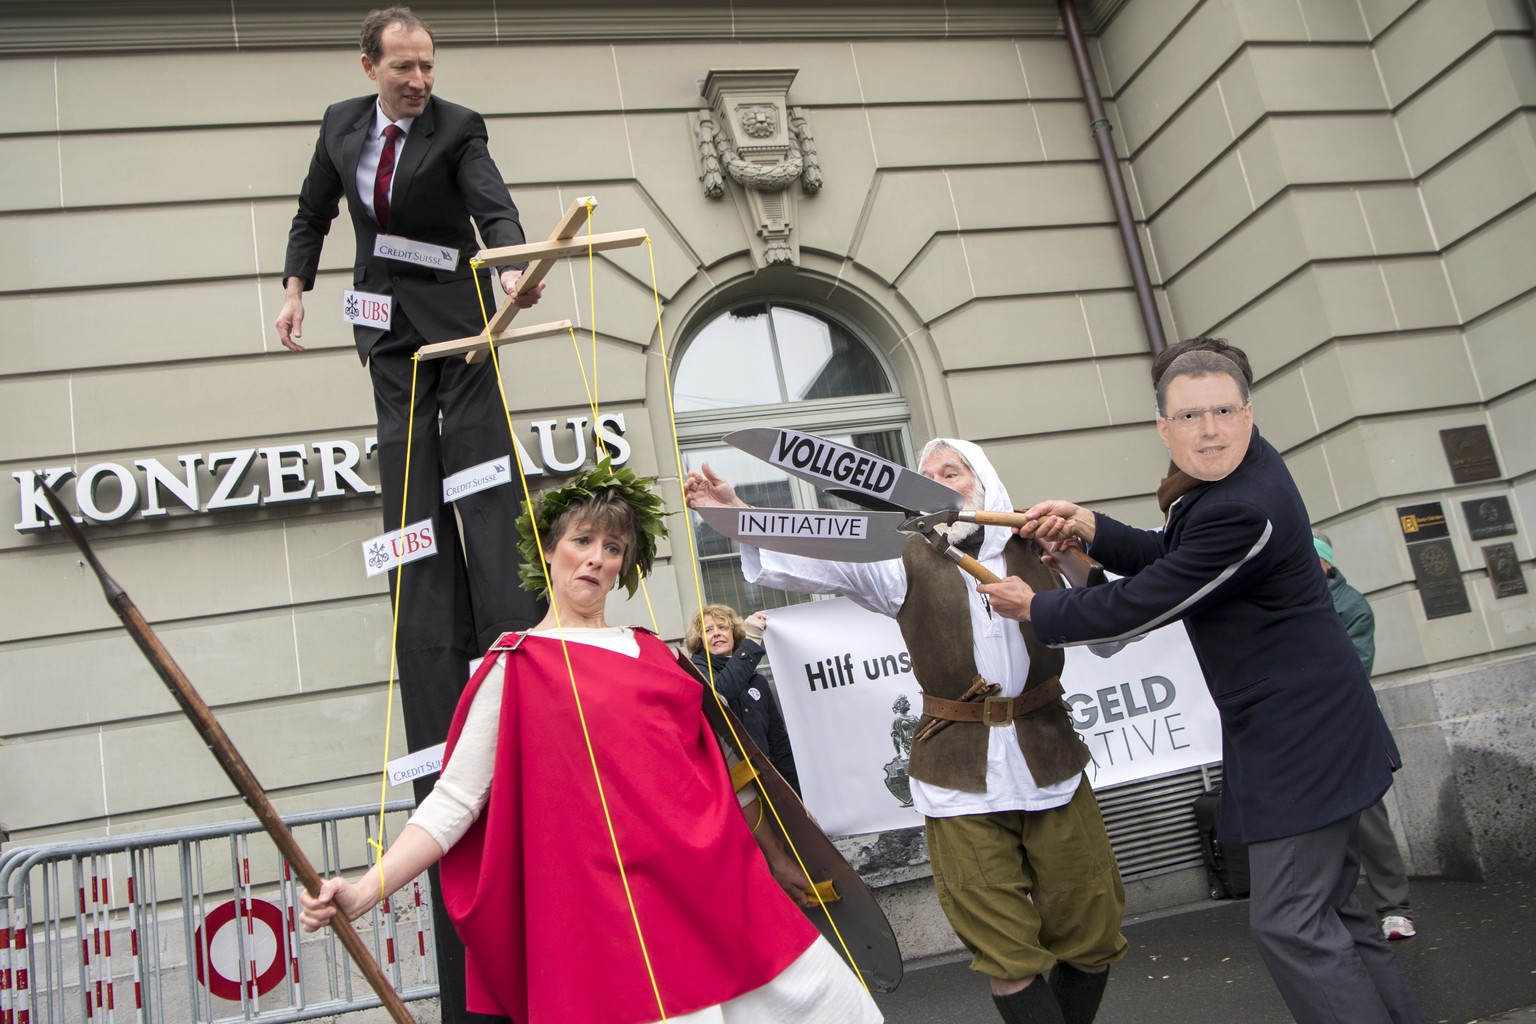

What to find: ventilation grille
left=1096, top=764, right=1221, bottom=879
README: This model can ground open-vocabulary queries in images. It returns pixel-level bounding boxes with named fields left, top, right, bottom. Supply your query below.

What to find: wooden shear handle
left=954, top=552, right=1001, bottom=585
left=961, top=510, right=1103, bottom=586
left=968, top=510, right=1032, bottom=528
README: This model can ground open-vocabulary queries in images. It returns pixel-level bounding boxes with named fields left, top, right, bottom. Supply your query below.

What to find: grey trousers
left=1358, top=799, right=1412, bottom=917
left=1247, top=814, right=1423, bottom=1024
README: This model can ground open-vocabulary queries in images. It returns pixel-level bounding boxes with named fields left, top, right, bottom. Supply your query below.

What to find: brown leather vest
left=895, top=534, right=1091, bottom=793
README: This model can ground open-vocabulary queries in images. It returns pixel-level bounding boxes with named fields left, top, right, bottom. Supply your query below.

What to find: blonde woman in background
left=687, top=604, right=801, bottom=794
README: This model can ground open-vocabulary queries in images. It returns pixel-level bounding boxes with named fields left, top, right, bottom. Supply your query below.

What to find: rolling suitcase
left=1192, top=783, right=1251, bottom=899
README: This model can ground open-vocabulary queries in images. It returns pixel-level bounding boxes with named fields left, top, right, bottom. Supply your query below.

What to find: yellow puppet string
left=585, top=198, right=601, bottom=439
left=370, top=353, right=424, bottom=902
left=468, top=243, right=671, bottom=1022
left=642, top=236, right=868, bottom=991
left=561, top=202, right=610, bottom=464
left=557, top=212, right=668, bottom=636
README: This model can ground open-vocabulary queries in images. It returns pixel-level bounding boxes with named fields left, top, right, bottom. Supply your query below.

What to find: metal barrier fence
left=0, top=803, right=440, bottom=1024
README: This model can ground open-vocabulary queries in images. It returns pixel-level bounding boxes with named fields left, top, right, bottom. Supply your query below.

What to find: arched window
left=674, top=300, right=912, bottom=615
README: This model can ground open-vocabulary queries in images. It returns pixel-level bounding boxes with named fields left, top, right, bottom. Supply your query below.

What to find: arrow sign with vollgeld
left=724, top=428, right=964, bottom=514
left=720, top=427, right=1104, bottom=588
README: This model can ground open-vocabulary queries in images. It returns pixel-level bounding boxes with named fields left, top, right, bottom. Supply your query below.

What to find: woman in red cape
left=300, top=459, right=883, bottom=1024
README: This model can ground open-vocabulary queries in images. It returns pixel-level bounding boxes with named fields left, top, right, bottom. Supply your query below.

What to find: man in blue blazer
left=275, top=8, right=541, bottom=1023
left=980, top=345, right=1421, bottom=1024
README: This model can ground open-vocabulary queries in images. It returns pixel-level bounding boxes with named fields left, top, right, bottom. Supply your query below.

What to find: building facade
left=3, top=0, right=1534, bottom=956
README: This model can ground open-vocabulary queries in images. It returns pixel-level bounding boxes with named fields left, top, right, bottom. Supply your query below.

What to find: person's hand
left=298, top=876, right=370, bottom=932
left=976, top=575, right=1037, bottom=622
left=1019, top=500, right=1097, bottom=548
left=745, top=797, right=811, bottom=906
left=684, top=462, right=747, bottom=509
left=765, top=849, right=814, bottom=908
left=276, top=286, right=306, bottom=352
left=500, top=268, right=545, bottom=308
left=743, top=611, right=766, bottom=643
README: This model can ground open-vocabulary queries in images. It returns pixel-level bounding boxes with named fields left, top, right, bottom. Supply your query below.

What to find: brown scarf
left=1156, top=460, right=1203, bottom=515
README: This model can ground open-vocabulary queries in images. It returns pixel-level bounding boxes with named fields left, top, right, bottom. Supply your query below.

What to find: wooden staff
left=37, top=479, right=416, bottom=1024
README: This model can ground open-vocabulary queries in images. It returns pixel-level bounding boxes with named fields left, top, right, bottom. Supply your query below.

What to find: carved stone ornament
left=691, top=68, right=824, bottom=267
left=740, top=104, right=779, bottom=138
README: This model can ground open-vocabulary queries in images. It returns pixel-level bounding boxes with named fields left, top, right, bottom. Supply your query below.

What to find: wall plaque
left=1482, top=542, right=1528, bottom=599
left=1398, top=502, right=1449, bottom=542
left=1440, top=425, right=1501, bottom=484
left=1461, top=495, right=1517, bottom=541
left=1407, top=538, right=1471, bottom=618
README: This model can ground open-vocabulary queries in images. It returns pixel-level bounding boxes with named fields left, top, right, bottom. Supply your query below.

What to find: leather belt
left=922, top=677, right=1066, bottom=726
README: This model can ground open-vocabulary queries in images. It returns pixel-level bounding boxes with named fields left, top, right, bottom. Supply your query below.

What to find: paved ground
left=325, top=872, right=1536, bottom=1023
left=874, top=873, right=1536, bottom=1024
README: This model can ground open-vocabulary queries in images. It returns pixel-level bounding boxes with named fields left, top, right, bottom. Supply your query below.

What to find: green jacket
left=1326, top=566, right=1376, bottom=677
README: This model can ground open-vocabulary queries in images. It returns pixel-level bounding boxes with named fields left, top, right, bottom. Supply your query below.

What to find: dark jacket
left=1327, top=567, right=1376, bottom=676
left=282, top=94, right=527, bottom=360
left=1031, top=429, right=1399, bottom=843
left=692, top=641, right=800, bottom=794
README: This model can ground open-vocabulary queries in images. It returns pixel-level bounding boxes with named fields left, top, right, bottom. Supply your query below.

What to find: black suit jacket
left=282, top=94, right=527, bottom=360
left=1031, top=430, right=1399, bottom=844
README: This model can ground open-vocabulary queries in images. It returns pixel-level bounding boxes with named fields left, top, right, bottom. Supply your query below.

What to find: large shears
left=691, top=428, right=1103, bottom=588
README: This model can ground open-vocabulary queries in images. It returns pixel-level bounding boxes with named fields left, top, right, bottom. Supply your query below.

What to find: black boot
left=1048, top=963, right=1109, bottom=1024
left=992, top=978, right=1067, bottom=1024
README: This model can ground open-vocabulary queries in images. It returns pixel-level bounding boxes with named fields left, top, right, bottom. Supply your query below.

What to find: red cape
left=440, top=630, right=818, bottom=1022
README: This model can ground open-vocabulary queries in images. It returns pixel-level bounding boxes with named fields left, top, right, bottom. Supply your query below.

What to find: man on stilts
left=275, top=7, right=543, bottom=1021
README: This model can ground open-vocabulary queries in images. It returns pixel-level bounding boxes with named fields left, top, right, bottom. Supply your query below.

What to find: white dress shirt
left=355, top=103, right=415, bottom=223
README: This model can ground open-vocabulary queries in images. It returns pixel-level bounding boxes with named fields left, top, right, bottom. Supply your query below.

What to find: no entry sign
left=194, top=898, right=289, bottom=1000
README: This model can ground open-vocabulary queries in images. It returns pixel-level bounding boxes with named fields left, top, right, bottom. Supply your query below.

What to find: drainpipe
left=1058, top=0, right=1167, bottom=356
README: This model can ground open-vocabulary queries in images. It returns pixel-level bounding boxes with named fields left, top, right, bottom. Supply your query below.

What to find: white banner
left=1061, top=617, right=1222, bottom=790
left=763, top=601, right=925, bottom=836
left=762, top=597, right=1222, bottom=837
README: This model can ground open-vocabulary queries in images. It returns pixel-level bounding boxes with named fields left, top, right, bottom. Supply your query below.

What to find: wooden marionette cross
left=416, top=195, right=648, bottom=364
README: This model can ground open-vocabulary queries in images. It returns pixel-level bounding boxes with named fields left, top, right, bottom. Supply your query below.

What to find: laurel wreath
left=515, top=456, right=671, bottom=598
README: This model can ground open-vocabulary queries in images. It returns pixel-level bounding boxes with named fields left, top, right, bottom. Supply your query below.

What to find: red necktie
left=374, top=124, right=404, bottom=230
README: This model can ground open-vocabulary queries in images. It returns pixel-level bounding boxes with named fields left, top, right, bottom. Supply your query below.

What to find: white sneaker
left=1382, top=915, right=1416, bottom=940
